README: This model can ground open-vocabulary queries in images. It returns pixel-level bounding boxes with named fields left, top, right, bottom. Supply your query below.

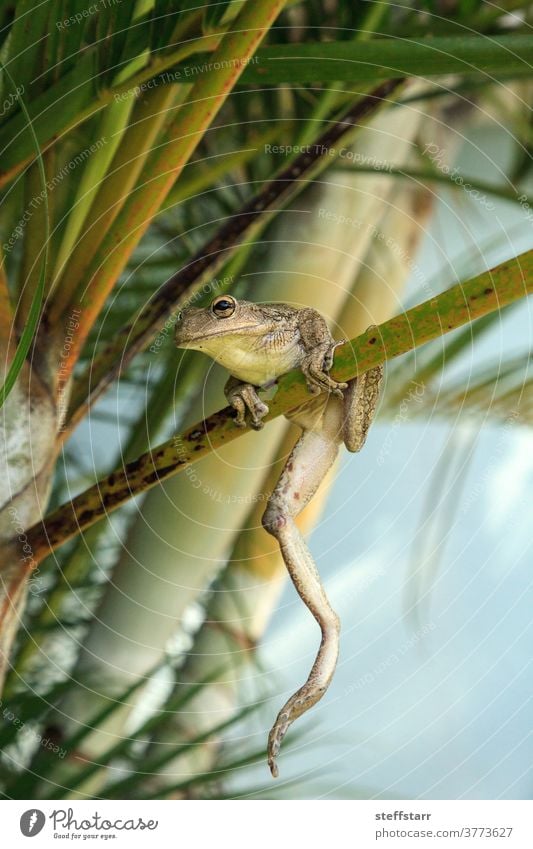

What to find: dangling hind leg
left=262, top=427, right=341, bottom=777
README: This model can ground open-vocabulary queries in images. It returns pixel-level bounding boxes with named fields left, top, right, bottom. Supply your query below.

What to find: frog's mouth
left=175, top=324, right=264, bottom=346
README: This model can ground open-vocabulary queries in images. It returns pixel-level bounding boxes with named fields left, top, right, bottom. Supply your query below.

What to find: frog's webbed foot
left=301, top=339, right=347, bottom=399
left=224, top=376, right=268, bottom=430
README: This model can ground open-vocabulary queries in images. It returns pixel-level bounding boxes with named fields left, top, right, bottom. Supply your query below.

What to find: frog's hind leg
left=262, top=427, right=341, bottom=778
left=343, top=364, right=384, bottom=452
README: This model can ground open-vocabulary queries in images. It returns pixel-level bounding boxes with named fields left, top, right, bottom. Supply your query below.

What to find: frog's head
left=175, top=294, right=275, bottom=353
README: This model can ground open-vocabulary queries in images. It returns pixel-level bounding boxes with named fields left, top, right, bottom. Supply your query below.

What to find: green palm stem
left=50, top=82, right=187, bottom=306
left=49, top=0, right=162, bottom=284
left=45, top=0, right=289, bottom=374
left=15, top=156, right=54, bottom=331
left=0, top=245, right=15, bottom=366
left=12, top=2, right=167, bottom=333
left=50, top=0, right=206, bottom=300
left=0, top=11, right=214, bottom=190
left=237, top=35, right=533, bottom=87
left=51, top=95, right=137, bottom=286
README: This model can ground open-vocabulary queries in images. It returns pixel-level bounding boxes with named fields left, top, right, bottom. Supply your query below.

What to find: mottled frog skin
left=175, top=294, right=383, bottom=777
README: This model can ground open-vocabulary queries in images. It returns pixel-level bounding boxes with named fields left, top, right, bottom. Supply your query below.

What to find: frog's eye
left=211, top=295, right=236, bottom=318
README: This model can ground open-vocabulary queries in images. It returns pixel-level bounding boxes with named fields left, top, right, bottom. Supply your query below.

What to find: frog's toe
left=268, top=757, right=279, bottom=779
left=331, top=379, right=348, bottom=398
left=227, top=383, right=269, bottom=428
left=267, top=711, right=290, bottom=779
left=229, top=398, right=247, bottom=426
left=306, top=380, right=322, bottom=396
left=306, top=366, right=347, bottom=398
left=324, top=339, right=346, bottom=370
left=249, top=399, right=269, bottom=427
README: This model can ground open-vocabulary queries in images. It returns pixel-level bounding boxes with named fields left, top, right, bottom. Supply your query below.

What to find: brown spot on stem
left=142, top=471, right=160, bottom=486
left=125, top=457, right=142, bottom=475
left=105, top=492, right=125, bottom=508
left=142, top=461, right=186, bottom=487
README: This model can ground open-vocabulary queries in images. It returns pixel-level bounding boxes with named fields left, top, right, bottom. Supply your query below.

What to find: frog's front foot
left=226, top=380, right=269, bottom=430
left=301, top=340, right=347, bottom=399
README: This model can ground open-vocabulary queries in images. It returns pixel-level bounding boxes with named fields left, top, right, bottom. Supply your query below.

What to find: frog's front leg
left=262, top=425, right=341, bottom=778
left=298, top=308, right=348, bottom=398
left=224, top=375, right=269, bottom=430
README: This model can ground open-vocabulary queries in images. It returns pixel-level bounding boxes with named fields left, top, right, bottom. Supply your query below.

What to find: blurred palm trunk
left=0, top=358, right=58, bottom=688
left=53, top=93, right=432, bottom=795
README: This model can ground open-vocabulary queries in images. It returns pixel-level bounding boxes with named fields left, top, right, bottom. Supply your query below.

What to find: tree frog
left=175, top=294, right=383, bottom=777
